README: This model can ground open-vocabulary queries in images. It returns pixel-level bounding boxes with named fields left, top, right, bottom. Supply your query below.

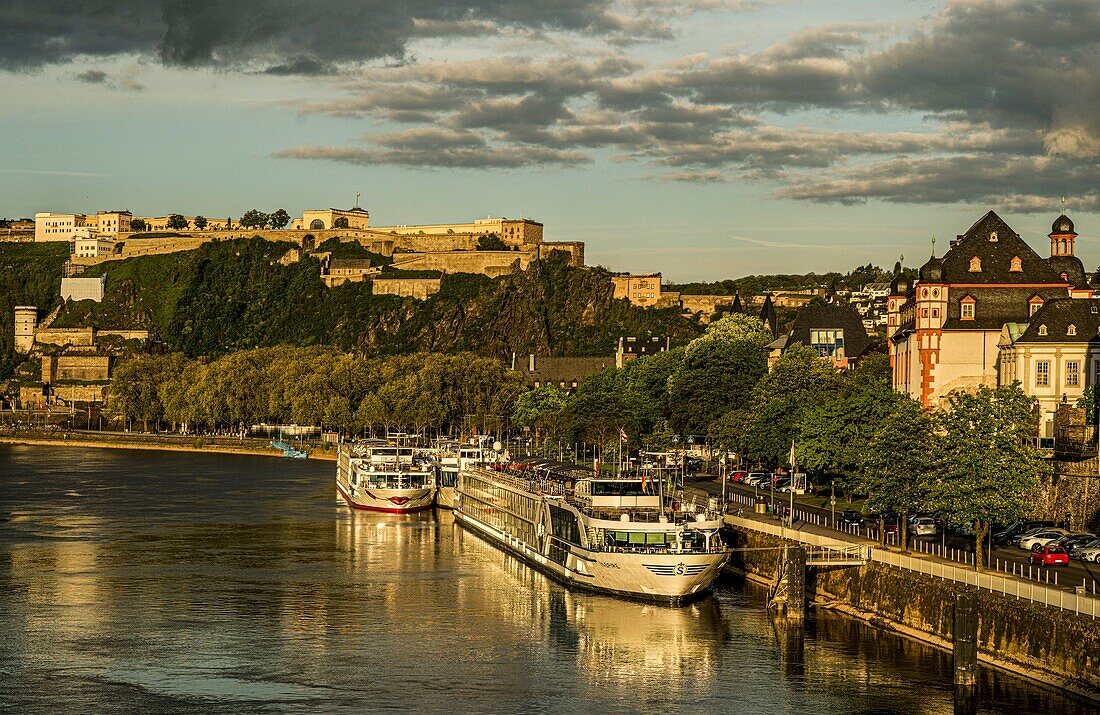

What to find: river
left=0, top=445, right=1090, bottom=714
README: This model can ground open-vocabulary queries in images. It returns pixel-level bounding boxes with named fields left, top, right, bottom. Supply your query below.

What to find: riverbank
left=0, top=431, right=338, bottom=461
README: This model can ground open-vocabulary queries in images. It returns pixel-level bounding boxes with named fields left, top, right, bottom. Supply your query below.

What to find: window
left=1010, top=256, right=1022, bottom=272
left=961, top=302, right=975, bottom=319
left=1038, top=325, right=1048, bottom=336
left=810, top=329, right=845, bottom=357
left=969, top=256, right=982, bottom=272
left=1037, top=361, right=1050, bottom=386
left=989, top=231, right=998, bottom=242
left=932, top=308, right=939, bottom=318
left=1067, top=361, right=1080, bottom=387
left=1068, top=324, right=1077, bottom=336
left=1030, top=301, right=1043, bottom=316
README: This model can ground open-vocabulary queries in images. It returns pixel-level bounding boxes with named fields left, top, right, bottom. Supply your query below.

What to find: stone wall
left=19, top=384, right=106, bottom=406
left=680, top=294, right=736, bottom=316
left=1036, top=470, right=1100, bottom=531
left=538, top=241, right=584, bottom=266
left=729, top=527, right=1100, bottom=692
left=372, top=278, right=442, bottom=300
left=96, top=329, right=150, bottom=342
left=35, top=327, right=95, bottom=347
left=42, top=354, right=110, bottom=383
left=391, top=250, right=527, bottom=277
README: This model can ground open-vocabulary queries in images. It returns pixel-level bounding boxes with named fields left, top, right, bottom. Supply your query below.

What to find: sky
left=2, top=0, right=1099, bottom=281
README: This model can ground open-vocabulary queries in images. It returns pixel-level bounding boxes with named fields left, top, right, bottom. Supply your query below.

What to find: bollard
left=954, top=590, right=979, bottom=687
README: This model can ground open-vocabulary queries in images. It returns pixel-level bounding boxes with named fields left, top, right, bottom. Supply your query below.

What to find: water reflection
left=0, top=445, right=1093, bottom=714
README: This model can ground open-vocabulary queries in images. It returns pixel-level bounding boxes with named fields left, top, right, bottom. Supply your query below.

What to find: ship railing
left=465, top=466, right=568, bottom=496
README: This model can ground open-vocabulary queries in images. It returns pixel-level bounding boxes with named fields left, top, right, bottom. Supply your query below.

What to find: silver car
left=912, top=517, right=939, bottom=536
left=1073, top=539, right=1100, bottom=562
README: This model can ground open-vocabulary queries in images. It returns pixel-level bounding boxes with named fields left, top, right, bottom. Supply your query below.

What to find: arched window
left=989, top=231, right=998, bottom=242
left=969, top=256, right=982, bottom=272
left=310, top=219, right=325, bottom=230
left=1009, top=256, right=1022, bottom=272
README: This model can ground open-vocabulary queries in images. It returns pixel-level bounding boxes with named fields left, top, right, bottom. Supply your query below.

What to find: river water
left=0, top=445, right=1091, bottom=714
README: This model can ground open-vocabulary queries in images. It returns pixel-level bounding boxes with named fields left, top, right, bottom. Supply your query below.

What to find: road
left=686, top=474, right=1100, bottom=595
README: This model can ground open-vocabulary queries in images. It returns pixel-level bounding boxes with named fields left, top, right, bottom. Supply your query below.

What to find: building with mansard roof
left=888, top=210, right=1092, bottom=409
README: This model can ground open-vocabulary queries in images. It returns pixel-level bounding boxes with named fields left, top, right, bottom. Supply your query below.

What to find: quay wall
left=728, top=526, right=1100, bottom=694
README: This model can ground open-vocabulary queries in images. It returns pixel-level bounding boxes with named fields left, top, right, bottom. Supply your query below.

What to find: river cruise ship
left=455, top=463, right=729, bottom=604
left=336, top=441, right=436, bottom=513
left=435, top=441, right=492, bottom=509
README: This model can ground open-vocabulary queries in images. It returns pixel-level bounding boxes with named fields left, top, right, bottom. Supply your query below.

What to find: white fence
left=726, top=513, right=1100, bottom=619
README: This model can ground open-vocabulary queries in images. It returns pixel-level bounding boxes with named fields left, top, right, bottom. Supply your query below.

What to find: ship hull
left=436, top=485, right=457, bottom=510
left=454, top=509, right=728, bottom=605
left=336, top=480, right=435, bottom=513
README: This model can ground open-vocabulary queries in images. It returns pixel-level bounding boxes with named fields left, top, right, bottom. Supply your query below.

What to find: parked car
left=1029, top=545, right=1070, bottom=566
left=745, top=472, right=771, bottom=487
left=730, top=471, right=748, bottom=483
left=1018, top=529, right=1068, bottom=551
left=993, top=520, right=1056, bottom=546
left=838, top=510, right=865, bottom=528
left=912, top=517, right=940, bottom=536
left=1073, top=539, right=1100, bottom=562
left=1052, top=533, right=1096, bottom=555
left=1010, top=526, right=1054, bottom=547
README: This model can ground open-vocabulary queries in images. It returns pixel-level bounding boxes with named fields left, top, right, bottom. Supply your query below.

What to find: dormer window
left=1038, top=325, right=1048, bottom=336
left=1068, top=324, right=1077, bottom=336
left=989, top=231, right=998, bottom=242
left=1061, top=271, right=1069, bottom=281
left=969, top=256, right=982, bottom=272
left=1029, top=296, right=1044, bottom=316
left=1010, top=256, right=1022, bottom=272
left=961, top=302, right=974, bottom=319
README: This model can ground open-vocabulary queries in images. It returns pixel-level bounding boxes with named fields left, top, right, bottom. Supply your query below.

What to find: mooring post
left=787, top=545, right=806, bottom=620
left=953, top=590, right=978, bottom=687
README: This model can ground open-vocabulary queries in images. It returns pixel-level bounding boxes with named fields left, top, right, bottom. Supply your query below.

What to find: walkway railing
left=725, top=510, right=1100, bottom=619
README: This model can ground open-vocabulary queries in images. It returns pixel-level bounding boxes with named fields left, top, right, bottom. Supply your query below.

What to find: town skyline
left=4, top=0, right=1100, bottom=280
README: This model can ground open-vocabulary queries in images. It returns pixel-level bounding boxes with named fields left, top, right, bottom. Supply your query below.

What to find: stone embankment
left=725, top=515, right=1100, bottom=701
left=0, top=429, right=337, bottom=461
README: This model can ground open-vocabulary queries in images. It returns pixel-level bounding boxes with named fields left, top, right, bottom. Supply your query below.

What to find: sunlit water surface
left=0, top=445, right=1091, bottom=714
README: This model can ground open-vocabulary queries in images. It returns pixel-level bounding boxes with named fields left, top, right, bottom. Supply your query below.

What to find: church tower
left=1050, top=211, right=1077, bottom=257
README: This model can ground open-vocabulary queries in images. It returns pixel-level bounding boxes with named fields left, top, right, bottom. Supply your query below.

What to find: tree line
left=109, top=346, right=526, bottom=437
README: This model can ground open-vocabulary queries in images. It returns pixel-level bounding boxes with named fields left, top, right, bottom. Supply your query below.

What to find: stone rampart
left=35, top=327, right=95, bottom=347
left=372, top=278, right=443, bottom=300
left=97, top=330, right=151, bottom=342
left=538, top=241, right=584, bottom=266
left=391, top=250, right=527, bottom=277
left=679, top=294, right=736, bottom=316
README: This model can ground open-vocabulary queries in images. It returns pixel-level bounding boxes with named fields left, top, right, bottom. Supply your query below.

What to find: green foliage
left=510, top=384, right=568, bottom=434
left=130, top=218, right=147, bottom=232
left=268, top=209, right=290, bottom=229
left=239, top=209, right=268, bottom=229
left=668, top=337, right=766, bottom=434
left=858, top=396, right=936, bottom=517
left=111, top=347, right=524, bottom=436
left=477, top=234, right=508, bottom=251
left=668, top=262, right=916, bottom=297
left=333, top=217, right=350, bottom=229
left=0, top=242, right=70, bottom=378
left=193, top=215, right=208, bottom=230
left=315, top=237, right=392, bottom=265
left=1076, top=384, right=1097, bottom=423
left=166, top=214, right=189, bottom=230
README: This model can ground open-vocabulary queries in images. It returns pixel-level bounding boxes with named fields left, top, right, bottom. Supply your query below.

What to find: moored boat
left=435, top=440, right=492, bottom=509
left=454, top=463, right=729, bottom=604
left=336, top=441, right=436, bottom=513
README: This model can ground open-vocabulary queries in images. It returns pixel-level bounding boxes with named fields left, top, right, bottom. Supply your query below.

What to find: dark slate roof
left=1045, top=255, right=1088, bottom=287
left=759, top=295, right=778, bottom=338
left=731, top=294, right=744, bottom=312
left=940, top=286, right=1069, bottom=331
left=1051, top=213, right=1076, bottom=235
left=890, top=273, right=913, bottom=296
left=513, top=356, right=614, bottom=386
left=920, top=210, right=1065, bottom=285
left=1017, top=298, right=1100, bottom=343
left=786, top=302, right=872, bottom=359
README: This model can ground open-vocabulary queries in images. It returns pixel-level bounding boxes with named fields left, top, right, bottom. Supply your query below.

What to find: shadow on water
left=0, top=445, right=1094, bottom=714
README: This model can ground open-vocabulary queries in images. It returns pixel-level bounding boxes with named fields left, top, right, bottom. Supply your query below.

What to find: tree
left=512, top=385, right=567, bottom=446
left=268, top=209, right=290, bottom=229
left=166, top=214, right=189, bottom=231
left=193, top=215, right=208, bottom=230
left=333, top=216, right=350, bottom=229
left=929, top=385, right=1045, bottom=570
left=477, top=234, right=508, bottom=251
left=239, top=209, right=267, bottom=229
left=668, top=337, right=765, bottom=435
left=130, top=218, right=147, bottom=232
left=858, top=397, right=936, bottom=550
left=687, top=312, right=771, bottom=353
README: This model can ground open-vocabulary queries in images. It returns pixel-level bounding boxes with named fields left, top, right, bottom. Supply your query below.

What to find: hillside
left=0, top=242, right=69, bottom=378
left=51, top=237, right=702, bottom=359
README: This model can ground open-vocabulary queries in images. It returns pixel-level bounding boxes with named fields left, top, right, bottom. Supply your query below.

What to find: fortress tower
left=14, top=306, right=37, bottom=353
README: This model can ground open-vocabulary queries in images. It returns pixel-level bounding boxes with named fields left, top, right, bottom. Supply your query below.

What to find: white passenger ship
left=435, top=441, right=491, bottom=509
left=455, top=463, right=729, bottom=604
left=336, top=441, right=436, bottom=513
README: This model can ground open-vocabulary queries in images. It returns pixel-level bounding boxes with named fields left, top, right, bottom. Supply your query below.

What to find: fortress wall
left=372, top=278, right=443, bottom=300
left=679, top=294, right=736, bottom=315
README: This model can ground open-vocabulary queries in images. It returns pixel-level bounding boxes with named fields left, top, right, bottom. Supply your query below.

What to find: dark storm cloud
left=0, top=0, right=642, bottom=73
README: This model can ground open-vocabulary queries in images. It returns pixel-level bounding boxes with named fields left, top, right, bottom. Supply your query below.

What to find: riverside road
left=687, top=475, right=1100, bottom=596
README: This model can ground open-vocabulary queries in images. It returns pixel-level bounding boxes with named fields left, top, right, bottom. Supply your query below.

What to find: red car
left=1029, top=546, right=1070, bottom=566
left=730, top=471, right=748, bottom=483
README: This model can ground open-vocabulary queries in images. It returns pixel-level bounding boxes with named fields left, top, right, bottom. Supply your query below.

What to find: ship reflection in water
left=0, top=445, right=1092, bottom=714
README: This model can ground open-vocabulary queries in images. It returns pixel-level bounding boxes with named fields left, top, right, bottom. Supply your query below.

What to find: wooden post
left=953, top=590, right=978, bottom=686
left=787, top=545, right=806, bottom=620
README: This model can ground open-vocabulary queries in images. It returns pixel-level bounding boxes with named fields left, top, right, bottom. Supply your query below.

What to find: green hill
left=49, top=236, right=701, bottom=360
left=0, top=242, right=70, bottom=378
